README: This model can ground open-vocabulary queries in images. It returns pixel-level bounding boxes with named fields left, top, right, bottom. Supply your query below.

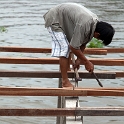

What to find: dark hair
left=95, top=21, right=115, bottom=46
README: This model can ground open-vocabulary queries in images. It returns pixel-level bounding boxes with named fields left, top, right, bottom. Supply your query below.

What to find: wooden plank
left=84, top=49, right=107, bottom=55
left=0, top=107, right=124, bottom=116
left=0, top=87, right=124, bottom=96
left=0, top=57, right=123, bottom=66
left=0, top=108, right=75, bottom=116
left=0, top=46, right=123, bottom=53
left=77, top=88, right=124, bottom=91
left=0, top=70, right=116, bottom=79
left=0, top=46, right=107, bottom=55
left=86, top=48, right=124, bottom=53
left=89, top=58, right=124, bottom=66
left=76, top=107, right=124, bottom=116
left=0, top=47, right=51, bottom=53
left=98, top=71, right=124, bottom=78
left=114, top=71, right=124, bottom=77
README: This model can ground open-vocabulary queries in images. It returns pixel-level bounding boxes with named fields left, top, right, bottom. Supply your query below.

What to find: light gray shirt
left=43, top=3, right=99, bottom=49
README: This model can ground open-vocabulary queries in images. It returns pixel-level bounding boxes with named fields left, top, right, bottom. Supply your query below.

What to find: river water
left=0, top=0, right=124, bottom=124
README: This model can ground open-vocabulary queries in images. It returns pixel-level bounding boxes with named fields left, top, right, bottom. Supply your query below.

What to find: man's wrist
left=84, top=59, right=89, bottom=65
left=77, top=57, right=89, bottom=65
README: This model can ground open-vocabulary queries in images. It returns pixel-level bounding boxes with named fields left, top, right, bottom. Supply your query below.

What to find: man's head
left=94, top=21, right=115, bottom=46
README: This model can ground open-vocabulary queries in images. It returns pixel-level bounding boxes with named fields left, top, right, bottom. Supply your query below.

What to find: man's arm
left=70, top=44, right=88, bottom=64
left=69, top=45, right=94, bottom=72
left=76, top=44, right=86, bottom=62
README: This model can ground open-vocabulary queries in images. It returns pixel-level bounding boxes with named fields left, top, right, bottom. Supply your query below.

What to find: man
left=43, top=3, right=115, bottom=87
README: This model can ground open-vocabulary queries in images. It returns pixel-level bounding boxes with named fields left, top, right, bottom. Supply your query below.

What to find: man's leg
left=47, top=27, right=73, bottom=87
left=59, top=57, right=73, bottom=87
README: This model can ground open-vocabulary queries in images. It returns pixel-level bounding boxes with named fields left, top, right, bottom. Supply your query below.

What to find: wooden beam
left=0, top=70, right=115, bottom=79
left=0, top=46, right=123, bottom=53
left=77, top=87, right=124, bottom=91
left=0, top=87, right=124, bottom=96
left=76, top=107, right=124, bottom=116
left=115, top=71, right=124, bottom=77
left=86, top=48, right=124, bottom=53
left=0, top=46, right=107, bottom=55
left=0, top=57, right=123, bottom=66
left=0, top=107, right=124, bottom=116
left=0, top=47, right=51, bottom=53
left=89, top=58, right=124, bottom=66
left=84, top=49, right=107, bottom=55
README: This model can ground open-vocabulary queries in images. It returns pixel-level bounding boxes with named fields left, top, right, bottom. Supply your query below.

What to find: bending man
left=43, top=3, right=115, bottom=87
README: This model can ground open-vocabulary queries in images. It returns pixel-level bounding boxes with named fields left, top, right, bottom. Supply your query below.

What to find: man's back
left=44, top=3, right=98, bottom=48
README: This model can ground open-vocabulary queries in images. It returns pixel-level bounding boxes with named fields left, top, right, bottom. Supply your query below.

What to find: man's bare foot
left=62, top=79, right=74, bottom=87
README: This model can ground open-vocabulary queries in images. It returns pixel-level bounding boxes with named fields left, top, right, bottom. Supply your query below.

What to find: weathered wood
left=0, top=46, right=107, bottom=55
left=0, top=70, right=116, bottom=79
left=0, top=57, right=123, bottom=66
left=0, top=107, right=124, bottom=116
left=0, top=87, right=124, bottom=96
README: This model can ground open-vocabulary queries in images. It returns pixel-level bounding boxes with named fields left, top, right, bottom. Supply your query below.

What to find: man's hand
left=85, top=60, right=94, bottom=73
left=70, top=45, right=94, bottom=73
left=73, top=58, right=80, bottom=70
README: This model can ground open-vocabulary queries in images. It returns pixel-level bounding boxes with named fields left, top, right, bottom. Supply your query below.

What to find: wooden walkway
left=0, top=46, right=123, bottom=124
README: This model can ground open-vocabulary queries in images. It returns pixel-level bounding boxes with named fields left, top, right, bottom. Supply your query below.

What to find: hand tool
left=71, top=53, right=82, bottom=87
left=92, top=72, right=103, bottom=87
